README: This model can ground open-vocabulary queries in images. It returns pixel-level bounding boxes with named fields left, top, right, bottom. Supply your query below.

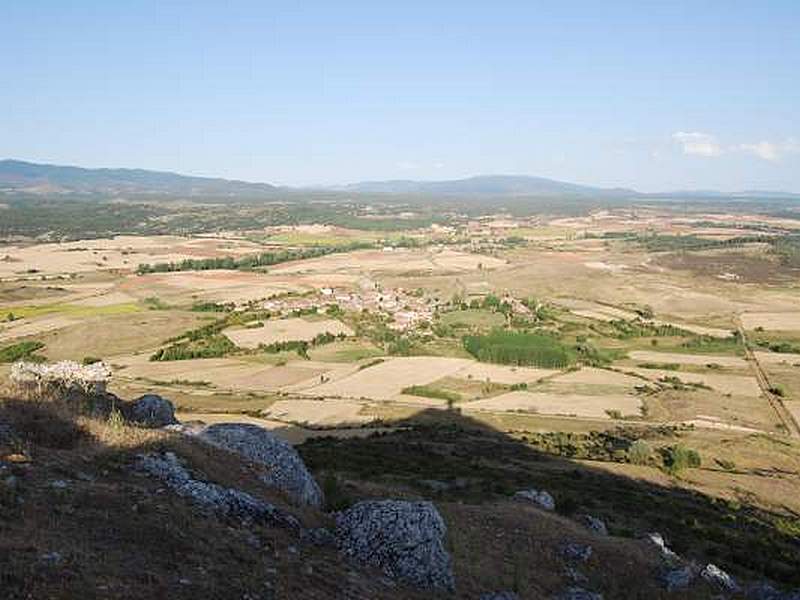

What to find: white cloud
left=672, top=131, right=723, bottom=157
left=737, top=138, right=799, bottom=162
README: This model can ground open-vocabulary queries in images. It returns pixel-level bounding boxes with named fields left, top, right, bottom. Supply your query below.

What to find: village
left=257, top=283, right=533, bottom=332
left=259, top=284, right=441, bottom=331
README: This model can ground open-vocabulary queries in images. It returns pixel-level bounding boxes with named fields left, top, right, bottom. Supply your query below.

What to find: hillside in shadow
left=0, top=387, right=798, bottom=599
left=298, top=405, right=800, bottom=597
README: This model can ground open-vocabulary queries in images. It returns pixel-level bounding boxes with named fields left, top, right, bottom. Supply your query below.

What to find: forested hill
left=0, top=159, right=279, bottom=197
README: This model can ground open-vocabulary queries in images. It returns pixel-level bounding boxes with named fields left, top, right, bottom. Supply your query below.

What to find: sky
left=1, top=1, right=799, bottom=192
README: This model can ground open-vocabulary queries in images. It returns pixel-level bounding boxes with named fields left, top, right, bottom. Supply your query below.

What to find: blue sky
left=1, top=1, right=798, bottom=191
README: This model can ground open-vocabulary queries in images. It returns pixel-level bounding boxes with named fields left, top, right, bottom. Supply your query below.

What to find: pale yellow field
left=627, top=367, right=761, bottom=397
left=305, top=356, right=558, bottom=400
left=628, top=350, right=748, bottom=368
left=741, top=312, right=800, bottom=331
left=0, top=235, right=265, bottom=278
left=224, top=318, right=353, bottom=349
left=115, top=355, right=327, bottom=392
left=269, top=248, right=506, bottom=276
left=175, top=412, right=394, bottom=445
left=0, top=315, right=79, bottom=342
left=755, top=351, right=800, bottom=366
left=262, top=398, right=374, bottom=426
left=139, top=270, right=304, bottom=303
left=463, top=390, right=642, bottom=419
left=550, top=367, right=643, bottom=387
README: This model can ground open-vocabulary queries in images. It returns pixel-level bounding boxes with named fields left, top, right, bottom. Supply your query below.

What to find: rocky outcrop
left=128, top=394, right=177, bottom=428
left=645, top=532, right=677, bottom=560
left=137, top=451, right=299, bottom=530
left=563, top=542, right=593, bottom=562
left=513, top=488, right=555, bottom=511
left=334, top=499, right=454, bottom=590
left=10, top=360, right=111, bottom=395
left=198, top=423, right=323, bottom=507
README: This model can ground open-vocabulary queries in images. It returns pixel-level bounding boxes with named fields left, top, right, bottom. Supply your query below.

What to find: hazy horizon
left=2, top=1, right=799, bottom=192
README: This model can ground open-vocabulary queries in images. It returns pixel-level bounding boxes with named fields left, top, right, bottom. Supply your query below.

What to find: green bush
left=662, top=444, right=701, bottom=475
left=0, top=341, right=45, bottom=363
left=401, top=385, right=461, bottom=402
left=769, top=384, right=787, bottom=397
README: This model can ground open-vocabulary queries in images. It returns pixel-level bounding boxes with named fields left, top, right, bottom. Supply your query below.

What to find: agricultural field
left=3, top=205, right=799, bottom=439
left=4, top=198, right=800, bottom=597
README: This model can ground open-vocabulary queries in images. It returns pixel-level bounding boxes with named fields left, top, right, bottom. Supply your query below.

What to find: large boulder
left=199, top=423, right=323, bottom=508
left=335, top=500, right=454, bottom=590
left=700, top=563, right=738, bottom=592
left=129, top=394, right=177, bottom=428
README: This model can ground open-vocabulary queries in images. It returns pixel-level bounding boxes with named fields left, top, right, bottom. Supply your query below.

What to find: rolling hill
left=0, top=159, right=279, bottom=197
left=337, top=174, right=636, bottom=197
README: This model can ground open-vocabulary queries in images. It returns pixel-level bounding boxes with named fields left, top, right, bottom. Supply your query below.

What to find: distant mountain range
left=1, top=159, right=798, bottom=200
left=0, top=159, right=279, bottom=197
left=335, top=175, right=635, bottom=197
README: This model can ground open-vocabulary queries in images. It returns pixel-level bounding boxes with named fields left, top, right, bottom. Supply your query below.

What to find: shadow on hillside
left=2, top=386, right=800, bottom=599
left=0, top=389, right=446, bottom=600
left=296, top=403, right=800, bottom=594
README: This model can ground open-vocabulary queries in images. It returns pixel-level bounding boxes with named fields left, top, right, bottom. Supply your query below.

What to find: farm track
left=737, top=318, right=800, bottom=439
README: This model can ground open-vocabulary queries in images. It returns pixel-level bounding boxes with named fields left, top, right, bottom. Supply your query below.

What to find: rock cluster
left=334, top=499, right=455, bottom=590
left=513, top=488, right=555, bottom=511
left=137, top=451, right=299, bottom=530
left=198, top=423, right=323, bottom=508
left=578, top=514, right=608, bottom=536
left=10, top=360, right=111, bottom=394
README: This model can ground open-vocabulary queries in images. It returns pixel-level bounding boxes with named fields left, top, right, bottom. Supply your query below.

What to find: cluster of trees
left=634, top=233, right=772, bottom=253
left=190, top=301, right=234, bottom=313
left=463, top=330, right=575, bottom=368
left=605, top=319, right=688, bottom=339
left=150, top=335, right=235, bottom=361
left=754, top=338, right=800, bottom=354
left=772, top=234, right=800, bottom=268
left=260, top=331, right=347, bottom=358
left=136, top=242, right=374, bottom=274
left=0, top=340, right=45, bottom=363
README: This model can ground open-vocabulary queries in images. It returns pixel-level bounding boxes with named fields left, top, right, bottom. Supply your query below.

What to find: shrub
left=769, top=384, right=787, bottom=397
left=628, top=439, right=653, bottom=465
left=662, top=444, right=701, bottom=475
left=401, top=385, right=461, bottom=403
left=322, top=473, right=354, bottom=512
